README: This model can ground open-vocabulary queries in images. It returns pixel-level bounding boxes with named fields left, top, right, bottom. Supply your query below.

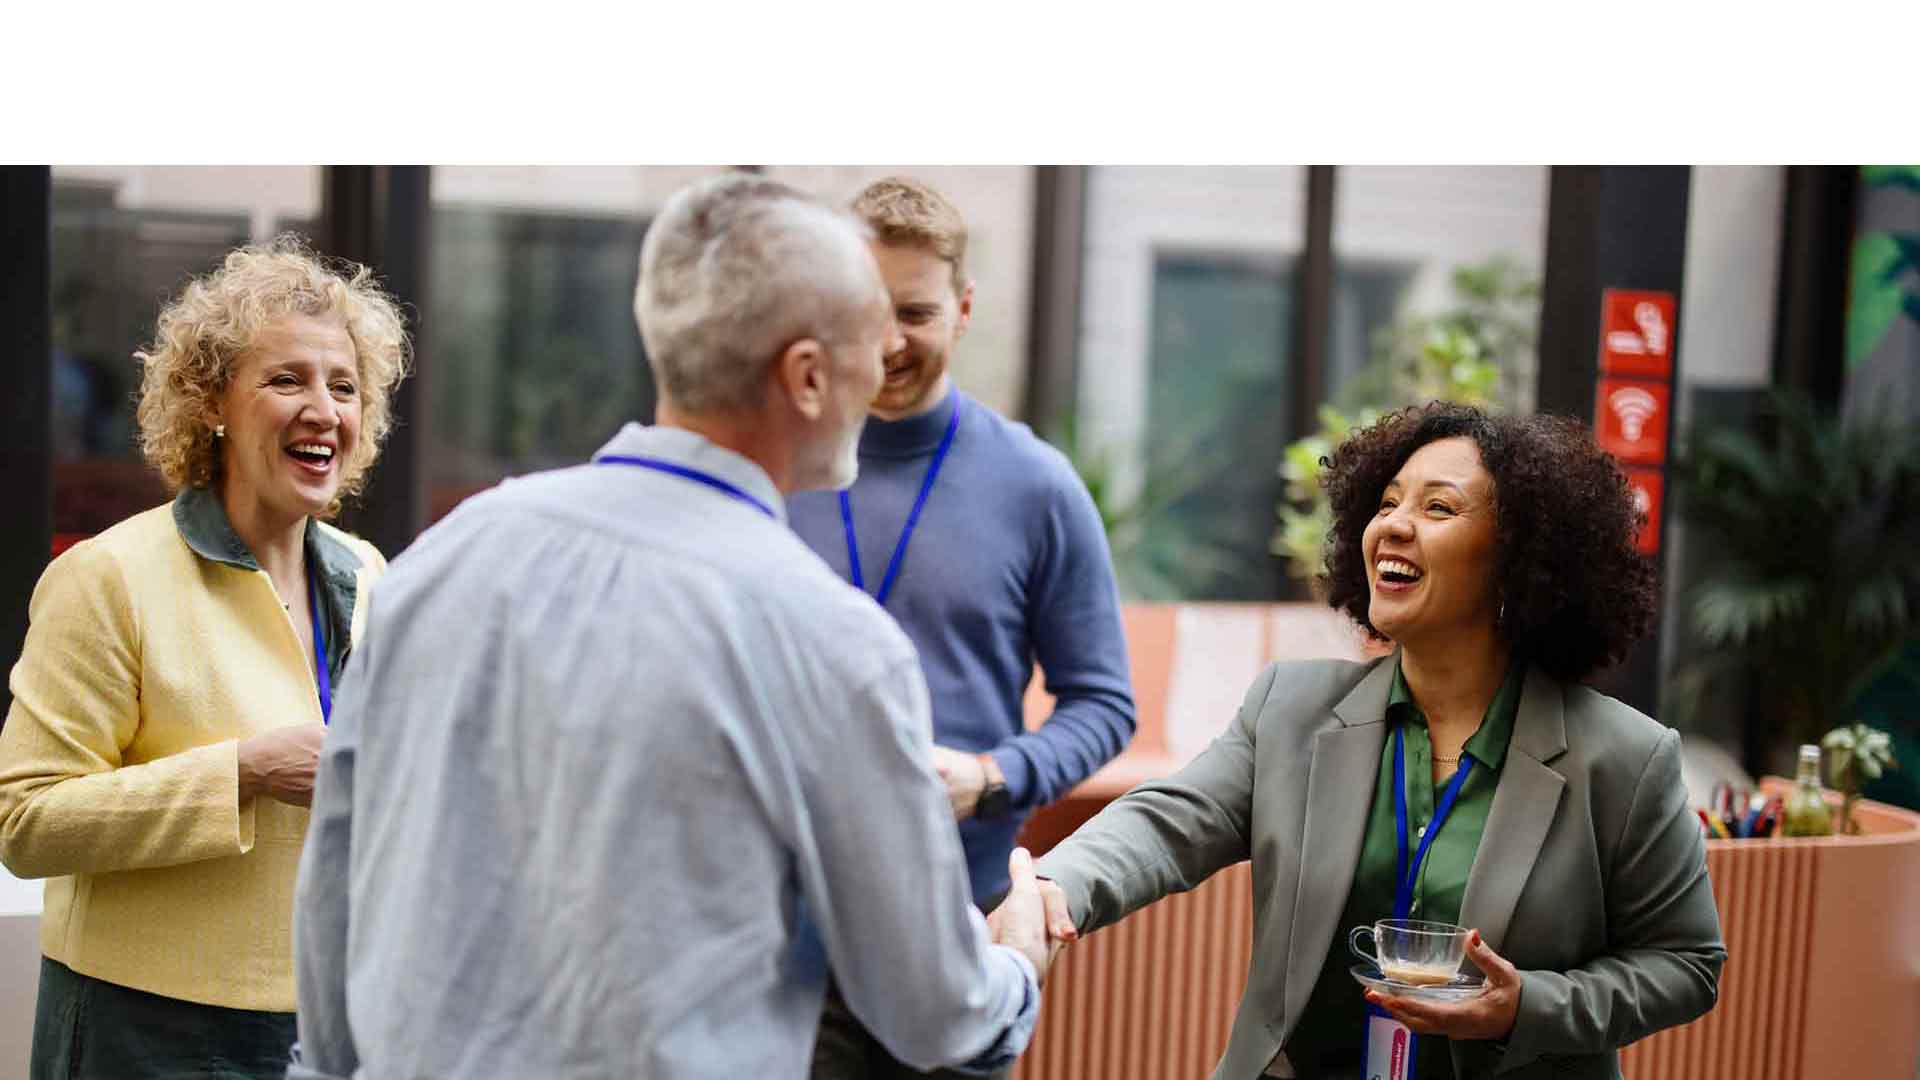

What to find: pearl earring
left=214, top=424, right=226, bottom=438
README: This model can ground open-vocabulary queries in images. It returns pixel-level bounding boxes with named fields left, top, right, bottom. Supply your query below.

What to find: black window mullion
left=0, top=166, right=53, bottom=723
left=320, top=165, right=431, bottom=560
left=1289, top=165, right=1338, bottom=444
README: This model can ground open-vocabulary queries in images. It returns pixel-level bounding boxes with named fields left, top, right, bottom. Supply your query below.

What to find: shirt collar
left=172, top=485, right=364, bottom=585
left=171, top=484, right=367, bottom=680
left=1385, top=655, right=1526, bottom=773
left=590, top=422, right=788, bottom=523
left=857, top=385, right=962, bottom=460
left=172, top=484, right=262, bottom=570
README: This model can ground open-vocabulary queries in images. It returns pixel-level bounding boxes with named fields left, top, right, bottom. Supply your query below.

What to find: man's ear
left=954, top=278, right=975, bottom=342
left=773, top=337, right=831, bottom=422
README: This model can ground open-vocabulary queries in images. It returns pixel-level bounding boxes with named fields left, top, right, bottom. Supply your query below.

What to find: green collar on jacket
left=171, top=485, right=363, bottom=684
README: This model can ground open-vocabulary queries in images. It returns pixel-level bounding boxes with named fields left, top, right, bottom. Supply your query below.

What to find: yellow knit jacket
left=0, top=490, right=383, bottom=1012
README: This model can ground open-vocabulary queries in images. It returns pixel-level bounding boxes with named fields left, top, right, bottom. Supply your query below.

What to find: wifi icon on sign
left=1608, top=386, right=1658, bottom=442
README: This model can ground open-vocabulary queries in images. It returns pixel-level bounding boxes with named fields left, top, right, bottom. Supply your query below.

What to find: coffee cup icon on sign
left=1634, top=301, right=1668, bottom=356
left=1603, top=301, right=1670, bottom=359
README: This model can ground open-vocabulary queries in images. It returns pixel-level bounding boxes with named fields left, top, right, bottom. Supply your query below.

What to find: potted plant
left=1822, top=721, right=1901, bottom=835
left=1668, top=392, right=1920, bottom=755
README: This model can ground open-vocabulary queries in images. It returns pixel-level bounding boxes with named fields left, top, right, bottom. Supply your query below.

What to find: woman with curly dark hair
left=1025, top=402, right=1724, bottom=1079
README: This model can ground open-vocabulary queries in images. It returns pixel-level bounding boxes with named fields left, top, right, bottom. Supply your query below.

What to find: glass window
left=1074, top=166, right=1310, bottom=600
left=426, top=167, right=1037, bottom=523
left=1138, top=252, right=1295, bottom=600
left=426, top=197, right=645, bottom=518
left=425, top=167, right=716, bottom=520
left=50, top=166, right=321, bottom=545
left=1329, top=166, right=1548, bottom=412
left=1329, top=260, right=1418, bottom=393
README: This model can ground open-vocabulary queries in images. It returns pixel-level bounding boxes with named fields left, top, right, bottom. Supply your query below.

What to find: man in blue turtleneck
left=790, top=177, right=1135, bottom=1080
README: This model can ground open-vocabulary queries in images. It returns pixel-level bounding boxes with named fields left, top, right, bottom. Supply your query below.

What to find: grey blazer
left=1035, top=656, right=1724, bottom=1080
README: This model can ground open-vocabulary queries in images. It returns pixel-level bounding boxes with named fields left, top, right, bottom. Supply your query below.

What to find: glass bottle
left=1781, top=743, right=1834, bottom=837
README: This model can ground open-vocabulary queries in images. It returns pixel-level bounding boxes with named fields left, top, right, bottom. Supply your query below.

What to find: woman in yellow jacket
left=0, top=237, right=410, bottom=1079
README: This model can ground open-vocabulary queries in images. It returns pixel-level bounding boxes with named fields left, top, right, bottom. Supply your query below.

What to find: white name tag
left=1363, top=1011, right=1415, bottom=1080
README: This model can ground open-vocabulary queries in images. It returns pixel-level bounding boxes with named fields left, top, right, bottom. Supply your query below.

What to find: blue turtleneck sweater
left=788, top=388, right=1136, bottom=904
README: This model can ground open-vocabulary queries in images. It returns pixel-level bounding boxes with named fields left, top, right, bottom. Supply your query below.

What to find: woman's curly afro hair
left=1321, top=401, right=1656, bottom=684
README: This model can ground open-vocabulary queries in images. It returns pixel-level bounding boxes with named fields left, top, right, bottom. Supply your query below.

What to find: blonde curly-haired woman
left=0, top=236, right=410, bottom=1079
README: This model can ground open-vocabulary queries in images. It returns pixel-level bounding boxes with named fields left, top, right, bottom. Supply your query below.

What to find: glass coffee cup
left=1349, top=918, right=1471, bottom=987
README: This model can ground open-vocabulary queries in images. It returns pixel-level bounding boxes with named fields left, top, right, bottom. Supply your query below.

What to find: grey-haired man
left=289, top=173, right=1061, bottom=1079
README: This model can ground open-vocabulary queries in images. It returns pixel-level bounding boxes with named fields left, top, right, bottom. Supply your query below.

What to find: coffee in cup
left=1349, top=918, right=1470, bottom=987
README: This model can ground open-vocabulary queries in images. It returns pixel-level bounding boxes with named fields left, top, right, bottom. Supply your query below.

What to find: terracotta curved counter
left=1619, top=789, right=1920, bottom=1080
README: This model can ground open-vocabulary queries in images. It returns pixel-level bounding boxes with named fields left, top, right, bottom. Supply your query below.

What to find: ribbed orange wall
left=1619, top=839, right=1819, bottom=1079
left=1012, top=863, right=1255, bottom=1080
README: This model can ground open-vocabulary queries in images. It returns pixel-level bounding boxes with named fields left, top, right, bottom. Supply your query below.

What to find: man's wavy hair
left=134, top=235, right=411, bottom=516
left=1321, top=401, right=1657, bottom=684
left=851, top=175, right=968, bottom=290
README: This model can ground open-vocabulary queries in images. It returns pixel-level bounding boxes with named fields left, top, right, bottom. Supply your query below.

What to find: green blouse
left=1284, top=658, right=1524, bottom=1079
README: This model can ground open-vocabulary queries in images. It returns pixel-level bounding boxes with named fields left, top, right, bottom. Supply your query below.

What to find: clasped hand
left=929, top=745, right=987, bottom=819
left=237, top=724, right=327, bottom=807
left=985, top=848, right=1078, bottom=986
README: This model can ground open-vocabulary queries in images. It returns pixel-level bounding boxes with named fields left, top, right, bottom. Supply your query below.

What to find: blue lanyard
left=597, top=456, right=778, bottom=520
left=309, top=563, right=332, bottom=724
left=1392, top=724, right=1475, bottom=919
left=839, top=398, right=961, bottom=607
left=1366, top=725, right=1476, bottom=1078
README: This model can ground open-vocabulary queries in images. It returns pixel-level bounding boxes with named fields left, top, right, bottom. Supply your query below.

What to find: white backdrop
left=0, top=870, right=42, bottom=1080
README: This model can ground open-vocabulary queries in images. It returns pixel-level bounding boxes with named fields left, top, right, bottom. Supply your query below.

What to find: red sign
left=1597, top=289, right=1677, bottom=379
left=1623, top=467, right=1664, bottom=555
left=1594, top=378, right=1670, bottom=465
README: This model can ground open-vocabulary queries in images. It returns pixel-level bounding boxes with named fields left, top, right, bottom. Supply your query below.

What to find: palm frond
left=1845, top=573, right=1913, bottom=637
left=1688, top=577, right=1816, bottom=647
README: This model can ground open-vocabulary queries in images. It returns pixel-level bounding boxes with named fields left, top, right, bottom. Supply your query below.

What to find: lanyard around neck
left=309, top=559, right=331, bottom=724
left=597, top=456, right=778, bottom=519
left=1391, top=724, right=1475, bottom=919
left=839, top=397, right=962, bottom=607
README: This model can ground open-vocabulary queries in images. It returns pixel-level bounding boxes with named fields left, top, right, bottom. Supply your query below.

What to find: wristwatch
left=975, top=752, right=1011, bottom=819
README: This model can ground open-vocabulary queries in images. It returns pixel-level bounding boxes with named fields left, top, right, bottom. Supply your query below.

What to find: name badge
left=1363, top=1009, right=1415, bottom=1080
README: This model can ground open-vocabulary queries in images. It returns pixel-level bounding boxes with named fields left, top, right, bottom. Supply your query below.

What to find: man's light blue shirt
left=289, top=423, right=1038, bottom=1078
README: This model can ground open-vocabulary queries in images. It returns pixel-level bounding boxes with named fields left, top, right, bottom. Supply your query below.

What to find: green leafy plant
left=1669, top=392, right=1920, bottom=749
left=1274, top=404, right=1379, bottom=583
left=1821, top=722, right=1900, bottom=835
left=1846, top=166, right=1920, bottom=370
left=1271, top=258, right=1536, bottom=581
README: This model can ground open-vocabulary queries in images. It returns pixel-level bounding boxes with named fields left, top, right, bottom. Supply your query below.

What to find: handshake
left=984, top=848, right=1078, bottom=986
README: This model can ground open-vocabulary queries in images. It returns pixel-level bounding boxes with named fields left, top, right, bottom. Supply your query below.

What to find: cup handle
left=1348, top=925, right=1377, bottom=966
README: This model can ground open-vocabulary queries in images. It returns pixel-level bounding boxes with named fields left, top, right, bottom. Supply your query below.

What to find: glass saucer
left=1350, top=962, right=1489, bottom=1003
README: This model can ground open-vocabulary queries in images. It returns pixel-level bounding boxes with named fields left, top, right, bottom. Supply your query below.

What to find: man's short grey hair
left=635, top=173, right=881, bottom=415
